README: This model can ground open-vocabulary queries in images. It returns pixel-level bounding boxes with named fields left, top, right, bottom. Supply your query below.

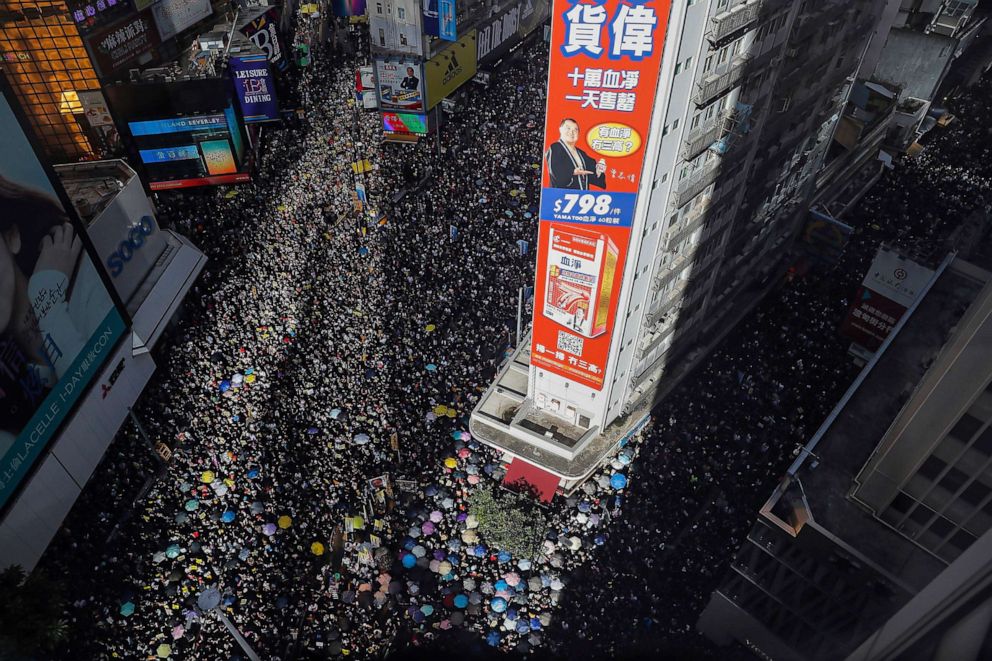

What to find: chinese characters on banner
left=531, top=0, right=670, bottom=390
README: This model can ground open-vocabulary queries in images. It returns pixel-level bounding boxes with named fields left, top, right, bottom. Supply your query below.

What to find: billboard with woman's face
left=0, top=89, right=126, bottom=510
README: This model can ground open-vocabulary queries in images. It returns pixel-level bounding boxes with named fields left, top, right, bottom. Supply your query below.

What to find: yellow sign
left=351, top=159, right=373, bottom=174
left=424, top=30, right=477, bottom=110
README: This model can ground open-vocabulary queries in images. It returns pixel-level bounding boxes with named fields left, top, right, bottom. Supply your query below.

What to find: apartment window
left=940, top=466, right=969, bottom=494
left=663, top=123, right=670, bottom=136
left=672, top=118, right=680, bottom=130
left=950, top=413, right=983, bottom=443
left=909, top=503, right=936, bottom=526
left=888, top=491, right=915, bottom=515
left=690, top=113, right=701, bottom=129
left=376, top=2, right=383, bottom=13
left=684, top=56, right=693, bottom=70
left=717, top=0, right=729, bottom=8
left=948, top=529, right=977, bottom=551
left=675, top=60, right=682, bottom=75
left=917, top=455, right=947, bottom=482
left=703, top=55, right=714, bottom=73
left=397, top=6, right=405, bottom=18
left=961, top=480, right=991, bottom=507
left=928, top=516, right=954, bottom=540
left=717, top=45, right=730, bottom=65
left=973, top=426, right=992, bottom=456
left=400, top=33, right=408, bottom=45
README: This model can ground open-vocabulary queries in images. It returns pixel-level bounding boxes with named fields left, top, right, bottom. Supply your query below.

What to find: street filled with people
left=35, top=22, right=992, bottom=661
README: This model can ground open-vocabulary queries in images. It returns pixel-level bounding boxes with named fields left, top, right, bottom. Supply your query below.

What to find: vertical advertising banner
left=242, top=8, right=288, bottom=72
left=530, top=0, right=671, bottom=390
left=423, top=0, right=440, bottom=36
left=0, top=92, right=126, bottom=509
left=230, top=55, right=280, bottom=123
left=439, top=0, right=457, bottom=41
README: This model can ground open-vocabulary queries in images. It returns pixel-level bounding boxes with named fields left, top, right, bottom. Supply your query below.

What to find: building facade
left=697, top=254, right=992, bottom=660
left=471, top=0, right=894, bottom=492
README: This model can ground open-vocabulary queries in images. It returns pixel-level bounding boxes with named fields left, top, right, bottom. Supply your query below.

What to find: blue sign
left=539, top=189, right=637, bottom=227
left=128, top=115, right=226, bottom=136
left=229, top=55, right=280, bottom=123
left=139, top=145, right=200, bottom=163
left=439, top=0, right=457, bottom=41
left=423, top=0, right=439, bottom=36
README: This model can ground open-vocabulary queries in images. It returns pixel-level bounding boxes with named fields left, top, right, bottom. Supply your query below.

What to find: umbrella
left=119, top=601, right=135, bottom=617
left=443, top=457, right=457, bottom=469
left=453, top=593, right=469, bottom=608
left=441, top=497, right=455, bottom=510
left=251, top=501, right=264, bottom=514
left=495, top=579, right=509, bottom=592
left=408, top=526, right=421, bottom=539
left=174, top=512, right=188, bottom=524
left=465, top=514, right=479, bottom=529
left=278, top=515, right=292, bottom=529
left=610, top=473, right=628, bottom=489
left=426, top=324, right=436, bottom=332
left=504, top=572, right=521, bottom=587
left=221, top=511, right=236, bottom=523
left=490, top=597, right=507, bottom=613
left=528, top=576, right=543, bottom=592
left=438, top=561, right=452, bottom=575
left=439, top=619, right=452, bottom=630
left=468, top=475, right=481, bottom=485
left=497, top=550, right=512, bottom=563
left=156, top=643, right=171, bottom=658
left=429, top=510, right=443, bottom=523
left=429, top=559, right=441, bottom=573
left=184, top=499, right=199, bottom=512
left=402, top=554, right=416, bottom=569
left=388, top=580, right=404, bottom=594
left=457, top=447, right=471, bottom=459
left=446, top=538, right=462, bottom=552
left=577, top=501, right=592, bottom=513
left=171, top=625, right=185, bottom=640
left=424, top=484, right=439, bottom=497
left=550, top=577, right=565, bottom=591
left=426, top=363, right=438, bottom=372
left=412, top=610, right=425, bottom=623
left=421, top=521, right=435, bottom=535
left=412, top=545, right=427, bottom=558
left=166, top=544, right=181, bottom=559
left=152, top=551, right=166, bottom=564
left=517, top=558, right=532, bottom=571
left=200, top=471, right=215, bottom=483
left=486, top=631, right=501, bottom=647
left=420, top=604, right=434, bottom=616
left=219, top=380, right=231, bottom=393
left=568, top=536, right=582, bottom=551
left=311, top=542, right=325, bottom=555
left=263, top=523, right=277, bottom=536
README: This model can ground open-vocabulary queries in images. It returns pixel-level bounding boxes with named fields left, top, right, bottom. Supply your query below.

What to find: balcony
left=653, top=279, right=689, bottom=316
left=708, top=0, right=762, bottom=47
left=672, top=159, right=722, bottom=207
left=695, top=55, right=749, bottom=108
left=682, top=112, right=730, bottom=161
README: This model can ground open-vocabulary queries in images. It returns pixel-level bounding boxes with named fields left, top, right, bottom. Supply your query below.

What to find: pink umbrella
left=422, top=521, right=436, bottom=535
left=457, top=447, right=471, bottom=459
left=171, top=625, right=185, bottom=640
left=468, top=474, right=480, bottom=485
left=439, top=619, right=452, bottom=630
left=429, top=510, right=444, bottom=523
left=504, top=572, right=521, bottom=587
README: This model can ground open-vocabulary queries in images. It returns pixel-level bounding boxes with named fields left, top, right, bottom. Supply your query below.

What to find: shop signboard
left=230, top=55, right=279, bottom=123
left=375, top=58, right=425, bottom=112
left=530, top=0, right=671, bottom=390
left=424, top=30, right=477, bottom=109
left=84, top=9, right=161, bottom=79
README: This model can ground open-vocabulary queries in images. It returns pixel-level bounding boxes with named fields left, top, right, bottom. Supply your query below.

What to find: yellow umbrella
left=278, top=515, right=292, bottom=529
left=156, top=643, right=171, bottom=658
left=445, top=408, right=457, bottom=418
left=200, top=471, right=215, bottom=484
left=352, top=516, right=365, bottom=529
left=245, top=374, right=256, bottom=384
left=310, top=542, right=325, bottom=556
left=425, top=324, right=436, bottom=332
left=277, top=204, right=287, bottom=212
left=443, top=457, right=457, bottom=469
left=433, top=405, right=448, bottom=416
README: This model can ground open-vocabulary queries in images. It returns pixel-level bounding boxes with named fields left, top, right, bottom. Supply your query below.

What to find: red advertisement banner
left=531, top=0, right=671, bottom=390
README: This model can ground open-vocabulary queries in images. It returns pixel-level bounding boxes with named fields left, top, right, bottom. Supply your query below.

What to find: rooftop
left=769, top=254, right=989, bottom=591
left=54, top=160, right=135, bottom=224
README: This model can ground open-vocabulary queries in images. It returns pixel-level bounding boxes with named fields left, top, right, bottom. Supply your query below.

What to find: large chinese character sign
left=531, top=0, right=669, bottom=390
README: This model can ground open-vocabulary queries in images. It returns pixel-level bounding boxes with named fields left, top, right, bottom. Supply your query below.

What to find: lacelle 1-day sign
left=230, top=55, right=279, bottom=123
left=531, top=0, right=671, bottom=390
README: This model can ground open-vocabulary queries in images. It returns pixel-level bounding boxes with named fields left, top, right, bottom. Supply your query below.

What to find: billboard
left=84, top=9, right=161, bottom=79
left=382, top=111, right=429, bottom=135
left=242, top=8, right=288, bottom=72
left=518, top=0, right=550, bottom=37
left=530, top=0, right=671, bottom=391
left=0, top=91, right=126, bottom=510
left=839, top=247, right=935, bottom=351
left=152, top=0, right=213, bottom=40
left=424, top=30, right=477, bottom=109
left=230, top=55, right=280, bottom=123
left=106, top=78, right=250, bottom=190
left=332, top=0, right=367, bottom=16
left=68, top=0, right=135, bottom=34
left=439, top=0, right=457, bottom=41
left=375, top=59, right=426, bottom=112
left=478, top=1, right=524, bottom=66
left=423, top=0, right=440, bottom=36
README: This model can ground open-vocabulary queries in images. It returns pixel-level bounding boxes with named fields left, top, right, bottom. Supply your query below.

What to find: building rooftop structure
left=57, top=159, right=133, bottom=223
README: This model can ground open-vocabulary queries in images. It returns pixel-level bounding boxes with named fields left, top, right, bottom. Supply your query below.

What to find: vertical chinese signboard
left=531, top=0, right=670, bottom=390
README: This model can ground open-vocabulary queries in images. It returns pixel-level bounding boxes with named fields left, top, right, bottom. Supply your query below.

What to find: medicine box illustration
left=543, top=224, right=618, bottom=338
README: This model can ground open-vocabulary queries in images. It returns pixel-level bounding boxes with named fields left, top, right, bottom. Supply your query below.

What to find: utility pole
left=198, top=588, right=262, bottom=661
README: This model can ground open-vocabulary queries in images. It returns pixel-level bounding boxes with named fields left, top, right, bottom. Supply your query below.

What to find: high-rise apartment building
left=471, top=0, right=895, bottom=494
left=697, top=253, right=992, bottom=660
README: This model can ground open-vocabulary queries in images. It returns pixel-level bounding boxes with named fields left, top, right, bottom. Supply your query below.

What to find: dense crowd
left=32, top=19, right=992, bottom=661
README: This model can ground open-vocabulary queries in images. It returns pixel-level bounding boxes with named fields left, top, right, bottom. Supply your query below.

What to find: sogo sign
left=106, top=214, right=155, bottom=277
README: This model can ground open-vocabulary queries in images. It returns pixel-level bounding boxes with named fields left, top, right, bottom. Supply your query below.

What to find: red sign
left=839, top=286, right=906, bottom=352
left=531, top=0, right=671, bottom=390
left=149, top=172, right=251, bottom=190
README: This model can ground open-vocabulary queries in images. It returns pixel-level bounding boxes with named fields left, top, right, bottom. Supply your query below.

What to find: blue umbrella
left=329, top=408, right=342, bottom=419
left=219, top=380, right=231, bottom=393
left=497, top=550, right=512, bottom=563
left=474, top=544, right=488, bottom=557
left=247, top=469, right=259, bottom=479
left=412, top=610, right=425, bottom=623
left=221, top=511, right=236, bottom=523
left=358, top=246, right=369, bottom=256
left=495, top=580, right=509, bottom=592
left=402, top=553, right=416, bottom=569
left=505, top=608, right=517, bottom=621
left=594, top=534, right=606, bottom=546
left=420, top=604, right=434, bottom=616
left=490, top=597, right=507, bottom=613
left=424, top=485, right=439, bottom=497
left=610, top=473, right=628, bottom=489
left=530, top=617, right=542, bottom=630
left=453, top=594, right=469, bottom=608
left=184, top=499, right=199, bottom=512
left=307, top=427, right=319, bottom=435
left=486, top=631, right=501, bottom=646
left=516, top=621, right=530, bottom=634
left=577, top=501, right=592, bottom=513
left=425, top=363, right=437, bottom=372
left=166, top=544, right=181, bottom=559
left=119, top=601, right=135, bottom=617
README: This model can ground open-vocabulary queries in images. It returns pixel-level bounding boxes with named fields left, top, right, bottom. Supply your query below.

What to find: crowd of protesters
left=32, top=19, right=992, bottom=661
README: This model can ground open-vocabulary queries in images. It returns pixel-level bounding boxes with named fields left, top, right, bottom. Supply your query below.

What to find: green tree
left=0, top=565, right=69, bottom=660
left=468, top=484, right=547, bottom=559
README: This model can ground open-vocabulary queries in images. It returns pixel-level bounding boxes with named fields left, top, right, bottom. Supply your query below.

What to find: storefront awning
left=502, top=459, right=560, bottom=503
